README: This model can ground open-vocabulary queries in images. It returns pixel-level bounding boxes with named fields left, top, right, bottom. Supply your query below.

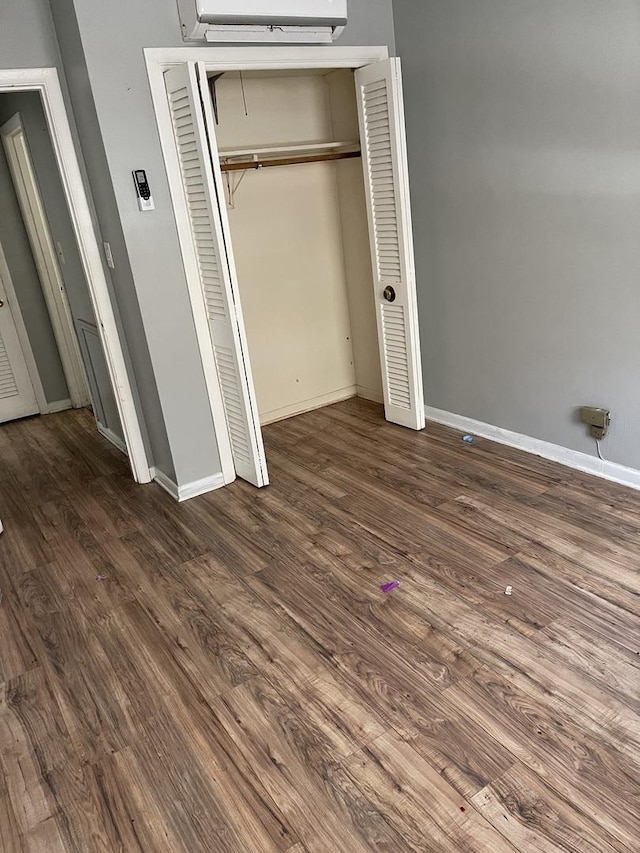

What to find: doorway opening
left=0, top=69, right=150, bottom=485
left=0, top=93, right=123, bottom=448
left=149, top=46, right=424, bottom=493
left=214, top=68, right=383, bottom=428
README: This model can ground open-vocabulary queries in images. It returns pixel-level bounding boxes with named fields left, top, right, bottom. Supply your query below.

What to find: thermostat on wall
left=133, top=169, right=155, bottom=211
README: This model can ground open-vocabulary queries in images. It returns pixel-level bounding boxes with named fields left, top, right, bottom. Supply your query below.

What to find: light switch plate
left=103, top=241, right=115, bottom=269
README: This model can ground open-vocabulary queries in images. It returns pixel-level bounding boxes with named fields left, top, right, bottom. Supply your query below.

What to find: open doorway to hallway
left=0, top=90, right=125, bottom=450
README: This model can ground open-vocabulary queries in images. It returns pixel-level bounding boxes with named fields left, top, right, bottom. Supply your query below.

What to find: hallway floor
left=0, top=400, right=638, bottom=852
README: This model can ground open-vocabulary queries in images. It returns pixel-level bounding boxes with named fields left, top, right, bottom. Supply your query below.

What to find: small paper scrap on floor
left=96, top=574, right=108, bottom=582
left=504, top=585, right=513, bottom=595
left=380, top=581, right=400, bottom=593
left=462, top=435, right=474, bottom=444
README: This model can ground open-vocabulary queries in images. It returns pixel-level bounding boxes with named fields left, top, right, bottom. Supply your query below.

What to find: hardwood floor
left=1, top=398, right=639, bottom=852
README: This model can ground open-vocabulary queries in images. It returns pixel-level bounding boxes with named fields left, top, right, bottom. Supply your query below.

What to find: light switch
left=103, top=241, right=115, bottom=269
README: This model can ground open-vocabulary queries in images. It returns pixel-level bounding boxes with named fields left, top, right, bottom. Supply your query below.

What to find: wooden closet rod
left=220, top=148, right=361, bottom=173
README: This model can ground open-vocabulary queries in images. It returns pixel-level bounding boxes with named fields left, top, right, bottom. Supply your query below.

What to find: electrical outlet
left=580, top=406, right=611, bottom=440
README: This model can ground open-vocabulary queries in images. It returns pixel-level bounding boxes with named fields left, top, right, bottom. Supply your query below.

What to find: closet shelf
left=218, top=140, right=359, bottom=159
left=219, top=140, right=361, bottom=173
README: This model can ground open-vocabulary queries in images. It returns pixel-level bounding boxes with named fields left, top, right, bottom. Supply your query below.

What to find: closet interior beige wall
left=213, top=69, right=382, bottom=425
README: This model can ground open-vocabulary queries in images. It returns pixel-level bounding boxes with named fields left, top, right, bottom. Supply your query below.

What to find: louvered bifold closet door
left=0, top=273, right=39, bottom=422
left=164, top=63, right=268, bottom=487
left=355, top=59, right=425, bottom=430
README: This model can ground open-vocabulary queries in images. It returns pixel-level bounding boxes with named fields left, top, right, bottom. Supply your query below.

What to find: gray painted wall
left=1, top=0, right=174, bottom=476
left=49, top=0, right=395, bottom=487
left=48, top=0, right=175, bottom=479
left=0, top=91, right=122, bottom=432
left=393, top=0, right=640, bottom=469
left=339, top=0, right=396, bottom=48
left=0, top=0, right=60, bottom=68
left=50, top=0, right=224, bottom=486
left=0, top=135, right=69, bottom=403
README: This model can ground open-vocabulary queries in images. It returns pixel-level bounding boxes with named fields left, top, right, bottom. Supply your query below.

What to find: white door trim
left=145, top=45, right=389, bottom=486
left=0, top=68, right=151, bottom=483
left=0, top=240, right=48, bottom=413
left=145, top=45, right=389, bottom=72
left=1, top=111, right=90, bottom=409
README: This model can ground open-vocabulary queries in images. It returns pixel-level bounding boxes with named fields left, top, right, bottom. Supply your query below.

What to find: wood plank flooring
left=0, top=398, right=639, bottom=852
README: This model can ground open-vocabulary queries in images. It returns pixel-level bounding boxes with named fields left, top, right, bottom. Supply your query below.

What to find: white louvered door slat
left=165, top=63, right=268, bottom=487
left=0, top=272, right=39, bottom=422
left=355, top=59, right=425, bottom=430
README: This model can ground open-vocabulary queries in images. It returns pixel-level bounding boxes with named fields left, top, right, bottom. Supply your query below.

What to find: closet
left=214, top=69, right=382, bottom=426
left=162, top=54, right=424, bottom=489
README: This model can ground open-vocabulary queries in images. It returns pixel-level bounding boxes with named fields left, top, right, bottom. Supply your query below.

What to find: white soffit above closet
left=177, top=0, right=348, bottom=43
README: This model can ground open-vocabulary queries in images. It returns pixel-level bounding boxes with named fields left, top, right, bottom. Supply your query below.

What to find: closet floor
left=0, top=399, right=638, bottom=852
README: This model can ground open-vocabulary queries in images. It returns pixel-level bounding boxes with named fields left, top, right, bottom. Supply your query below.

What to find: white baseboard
left=425, top=405, right=640, bottom=492
left=151, top=467, right=227, bottom=502
left=260, top=385, right=357, bottom=425
left=151, top=469, right=180, bottom=500
left=46, top=398, right=72, bottom=414
left=97, top=423, right=128, bottom=455
left=356, top=385, right=384, bottom=404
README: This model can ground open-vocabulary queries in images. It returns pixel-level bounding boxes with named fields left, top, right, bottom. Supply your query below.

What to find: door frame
left=0, top=68, right=151, bottom=483
left=146, top=45, right=389, bottom=485
left=1, top=111, right=90, bottom=410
